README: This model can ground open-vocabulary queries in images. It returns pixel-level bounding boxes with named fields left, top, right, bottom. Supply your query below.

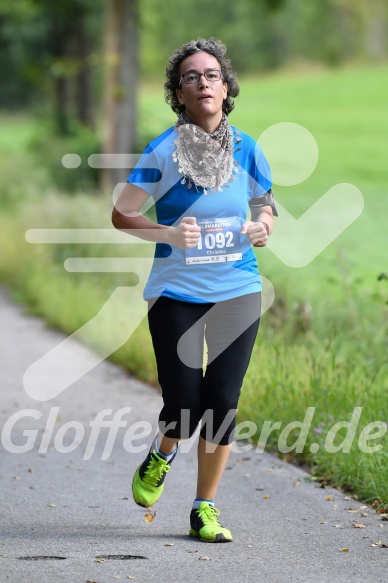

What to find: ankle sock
left=154, top=437, right=177, bottom=462
left=192, top=498, right=214, bottom=510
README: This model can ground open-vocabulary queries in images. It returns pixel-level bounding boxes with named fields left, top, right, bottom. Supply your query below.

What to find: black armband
left=249, top=189, right=278, bottom=217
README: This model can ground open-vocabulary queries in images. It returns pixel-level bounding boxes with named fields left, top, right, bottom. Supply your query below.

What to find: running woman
left=112, top=37, right=277, bottom=543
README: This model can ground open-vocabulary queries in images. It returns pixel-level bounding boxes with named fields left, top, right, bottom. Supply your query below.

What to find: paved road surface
left=0, top=287, right=386, bottom=582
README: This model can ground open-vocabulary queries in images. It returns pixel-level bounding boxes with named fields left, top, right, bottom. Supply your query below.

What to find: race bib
left=185, top=217, right=242, bottom=265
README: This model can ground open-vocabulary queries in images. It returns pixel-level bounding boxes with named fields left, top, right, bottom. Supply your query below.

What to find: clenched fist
left=169, top=217, right=201, bottom=249
left=241, top=220, right=269, bottom=247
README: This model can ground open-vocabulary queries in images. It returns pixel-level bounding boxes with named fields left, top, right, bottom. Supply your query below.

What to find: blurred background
left=0, top=0, right=387, bottom=507
left=1, top=0, right=387, bottom=184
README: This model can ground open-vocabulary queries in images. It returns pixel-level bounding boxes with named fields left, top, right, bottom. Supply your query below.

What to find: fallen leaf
left=360, top=505, right=368, bottom=509
left=320, top=521, right=327, bottom=525
left=333, top=524, right=342, bottom=528
left=243, top=473, right=250, bottom=478
left=343, top=497, right=350, bottom=501
left=144, top=512, right=155, bottom=523
left=361, top=513, right=368, bottom=517
left=346, top=508, right=359, bottom=513
left=263, top=495, right=270, bottom=500
left=293, top=481, right=300, bottom=487
left=371, top=540, right=382, bottom=547
left=341, top=548, right=349, bottom=552
left=95, top=557, right=105, bottom=563
left=199, top=555, right=210, bottom=560
left=47, top=503, right=56, bottom=507
left=164, top=543, right=174, bottom=547
left=381, top=543, right=388, bottom=548
left=325, top=495, right=334, bottom=501
left=352, top=523, right=366, bottom=529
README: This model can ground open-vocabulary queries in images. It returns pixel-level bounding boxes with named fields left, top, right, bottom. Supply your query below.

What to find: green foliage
left=0, top=2, right=45, bottom=106
left=140, top=0, right=286, bottom=75
left=28, top=119, right=101, bottom=192
left=140, top=0, right=388, bottom=77
left=0, top=0, right=103, bottom=125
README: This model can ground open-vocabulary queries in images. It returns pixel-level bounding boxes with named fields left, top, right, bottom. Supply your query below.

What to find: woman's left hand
left=241, top=221, right=269, bottom=247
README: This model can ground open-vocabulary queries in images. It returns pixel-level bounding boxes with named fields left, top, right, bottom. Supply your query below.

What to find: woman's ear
left=176, top=88, right=184, bottom=104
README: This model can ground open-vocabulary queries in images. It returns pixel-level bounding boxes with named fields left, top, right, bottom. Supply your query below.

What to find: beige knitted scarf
left=173, top=111, right=240, bottom=195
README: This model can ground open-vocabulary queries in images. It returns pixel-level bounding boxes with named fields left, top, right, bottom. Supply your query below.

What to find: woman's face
left=175, top=51, right=228, bottom=131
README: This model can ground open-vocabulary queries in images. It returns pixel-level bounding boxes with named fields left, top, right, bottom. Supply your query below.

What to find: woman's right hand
left=169, top=217, right=201, bottom=249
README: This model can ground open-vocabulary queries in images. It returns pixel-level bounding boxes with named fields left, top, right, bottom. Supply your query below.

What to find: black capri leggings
left=147, top=292, right=261, bottom=445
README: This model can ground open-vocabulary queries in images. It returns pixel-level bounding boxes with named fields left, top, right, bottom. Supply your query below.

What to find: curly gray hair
left=165, top=37, right=240, bottom=116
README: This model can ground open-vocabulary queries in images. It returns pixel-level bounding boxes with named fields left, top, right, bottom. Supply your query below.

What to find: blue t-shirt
left=127, top=124, right=272, bottom=303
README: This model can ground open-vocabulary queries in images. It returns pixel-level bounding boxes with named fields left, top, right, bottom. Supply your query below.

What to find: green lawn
left=0, top=111, right=37, bottom=154
left=0, top=63, right=387, bottom=508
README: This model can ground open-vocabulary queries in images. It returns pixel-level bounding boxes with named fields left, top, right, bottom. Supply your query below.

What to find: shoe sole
left=189, top=529, right=232, bottom=543
left=132, top=474, right=148, bottom=508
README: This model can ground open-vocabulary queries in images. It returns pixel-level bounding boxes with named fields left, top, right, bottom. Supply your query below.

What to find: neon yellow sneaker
left=132, top=443, right=178, bottom=508
left=189, top=502, right=233, bottom=543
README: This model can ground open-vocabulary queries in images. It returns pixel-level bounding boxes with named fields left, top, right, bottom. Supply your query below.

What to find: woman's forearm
left=257, top=211, right=274, bottom=235
left=112, top=208, right=173, bottom=243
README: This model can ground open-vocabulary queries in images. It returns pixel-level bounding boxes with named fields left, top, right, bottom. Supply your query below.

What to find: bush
left=28, top=119, right=101, bottom=192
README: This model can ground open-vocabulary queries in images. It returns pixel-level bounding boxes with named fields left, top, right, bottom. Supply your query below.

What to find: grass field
left=0, top=63, right=387, bottom=507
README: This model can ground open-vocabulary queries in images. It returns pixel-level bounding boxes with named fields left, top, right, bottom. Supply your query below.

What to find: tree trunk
left=74, top=15, right=94, bottom=129
left=102, top=0, right=139, bottom=189
left=49, top=11, right=72, bottom=135
left=364, top=0, right=387, bottom=60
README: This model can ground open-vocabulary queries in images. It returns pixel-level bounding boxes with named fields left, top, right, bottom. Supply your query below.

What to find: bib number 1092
left=185, top=216, right=242, bottom=264
left=197, top=231, right=234, bottom=250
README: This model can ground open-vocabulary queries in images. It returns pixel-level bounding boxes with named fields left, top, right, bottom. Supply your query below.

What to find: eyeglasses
left=180, top=69, right=223, bottom=85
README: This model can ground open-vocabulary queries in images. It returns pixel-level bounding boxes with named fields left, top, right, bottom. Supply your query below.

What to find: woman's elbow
left=111, top=207, right=122, bottom=230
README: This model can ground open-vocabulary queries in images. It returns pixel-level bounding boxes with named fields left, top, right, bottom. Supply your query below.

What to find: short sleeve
left=127, top=128, right=182, bottom=201
left=127, top=143, right=162, bottom=198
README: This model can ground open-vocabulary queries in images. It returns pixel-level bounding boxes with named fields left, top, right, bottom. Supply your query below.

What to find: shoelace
left=197, top=505, right=222, bottom=526
left=143, top=454, right=170, bottom=486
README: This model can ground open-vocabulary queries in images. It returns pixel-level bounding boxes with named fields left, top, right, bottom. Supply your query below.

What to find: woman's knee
left=159, top=406, right=202, bottom=440
left=199, top=408, right=237, bottom=445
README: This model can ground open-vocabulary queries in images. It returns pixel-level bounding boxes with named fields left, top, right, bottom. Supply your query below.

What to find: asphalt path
left=0, top=287, right=386, bottom=583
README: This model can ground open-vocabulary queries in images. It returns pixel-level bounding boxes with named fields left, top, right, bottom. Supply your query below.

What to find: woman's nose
left=197, top=73, right=210, bottom=89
